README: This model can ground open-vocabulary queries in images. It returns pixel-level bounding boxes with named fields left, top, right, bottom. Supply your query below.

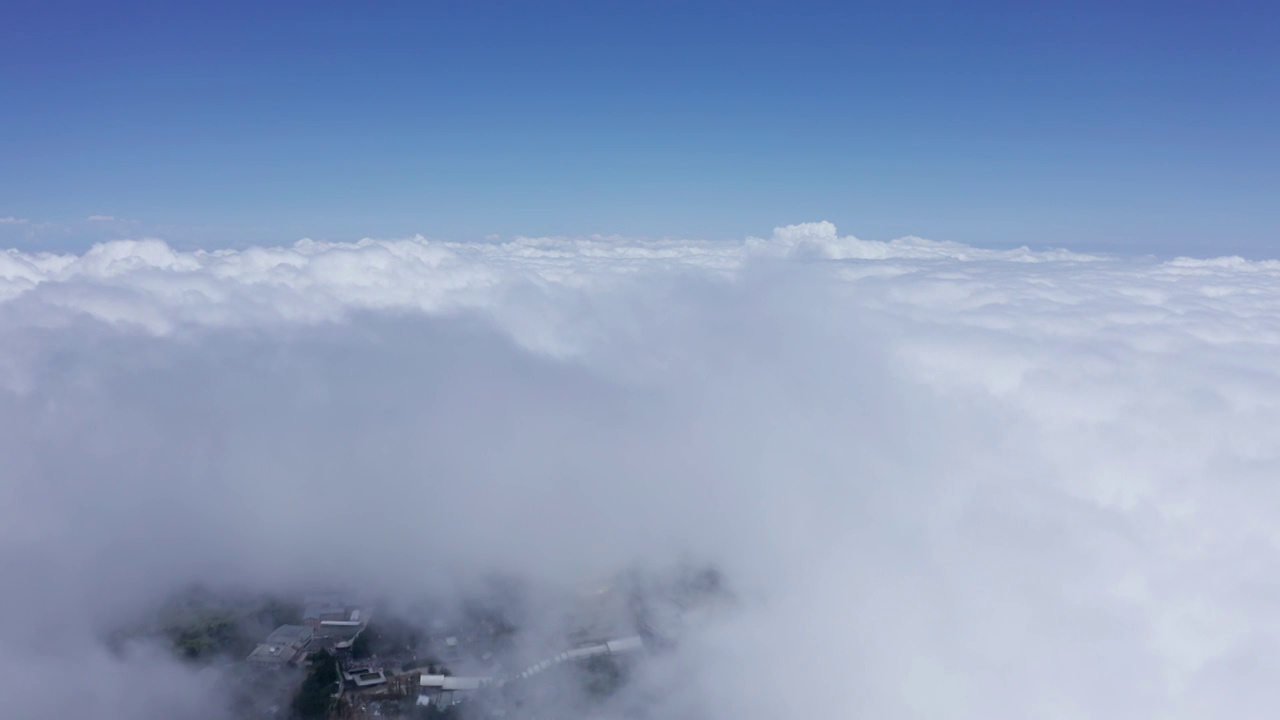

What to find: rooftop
left=264, top=625, right=314, bottom=646
left=441, top=677, right=488, bottom=691
left=246, top=625, right=314, bottom=666
left=350, top=670, right=388, bottom=688
left=303, top=594, right=352, bottom=618
left=247, top=643, right=304, bottom=665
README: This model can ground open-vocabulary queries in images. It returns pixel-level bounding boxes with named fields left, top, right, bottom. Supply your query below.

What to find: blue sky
left=2, top=0, right=1277, bottom=255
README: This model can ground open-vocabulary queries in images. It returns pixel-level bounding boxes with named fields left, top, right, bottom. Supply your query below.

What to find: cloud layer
left=3, top=223, right=1280, bottom=719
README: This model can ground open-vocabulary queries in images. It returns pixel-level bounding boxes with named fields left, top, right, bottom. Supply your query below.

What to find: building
left=246, top=625, right=314, bottom=666
left=343, top=668, right=388, bottom=690
left=303, top=594, right=369, bottom=647
left=303, top=595, right=351, bottom=627
left=416, top=634, right=645, bottom=707
left=418, top=675, right=495, bottom=709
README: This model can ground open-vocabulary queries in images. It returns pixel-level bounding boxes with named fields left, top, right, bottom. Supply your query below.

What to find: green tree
left=351, top=628, right=372, bottom=659
left=292, top=650, right=338, bottom=719
left=171, top=615, right=241, bottom=660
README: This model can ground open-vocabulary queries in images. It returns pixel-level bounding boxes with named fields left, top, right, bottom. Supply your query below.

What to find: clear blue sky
left=2, top=0, right=1278, bottom=255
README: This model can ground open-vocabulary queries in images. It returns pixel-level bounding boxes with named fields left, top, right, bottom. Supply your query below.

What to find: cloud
left=0, top=224, right=1098, bottom=337
left=2, top=224, right=1280, bottom=718
left=0, top=216, right=30, bottom=225
left=87, top=214, right=119, bottom=222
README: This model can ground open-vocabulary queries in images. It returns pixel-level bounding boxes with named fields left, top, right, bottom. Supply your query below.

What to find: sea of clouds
left=3, top=222, right=1280, bottom=719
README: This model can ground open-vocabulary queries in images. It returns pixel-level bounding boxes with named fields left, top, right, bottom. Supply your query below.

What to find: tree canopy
left=292, top=650, right=338, bottom=719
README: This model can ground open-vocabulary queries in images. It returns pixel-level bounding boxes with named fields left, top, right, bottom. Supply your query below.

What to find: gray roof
left=265, top=625, right=314, bottom=645
left=247, top=643, right=300, bottom=665
left=246, top=625, right=314, bottom=665
left=303, top=594, right=347, bottom=620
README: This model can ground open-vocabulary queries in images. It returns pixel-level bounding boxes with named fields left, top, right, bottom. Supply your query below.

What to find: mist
left=3, top=223, right=1280, bottom=718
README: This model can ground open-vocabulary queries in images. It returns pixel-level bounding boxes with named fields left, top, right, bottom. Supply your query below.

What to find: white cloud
left=0, top=216, right=30, bottom=225
left=0, top=224, right=1104, bottom=336
left=2, top=223, right=1280, bottom=718
left=87, top=214, right=119, bottom=221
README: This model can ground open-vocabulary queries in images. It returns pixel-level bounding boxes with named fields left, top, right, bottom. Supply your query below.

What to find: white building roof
left=565, top=645, right=606, bottom=660
left=606, top=636, right=645, bottom=654
left=441, top=677, right=487, bottom=691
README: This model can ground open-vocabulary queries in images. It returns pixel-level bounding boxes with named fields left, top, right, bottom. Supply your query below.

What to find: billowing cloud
left=2, top=223, right=1280, bottom=719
